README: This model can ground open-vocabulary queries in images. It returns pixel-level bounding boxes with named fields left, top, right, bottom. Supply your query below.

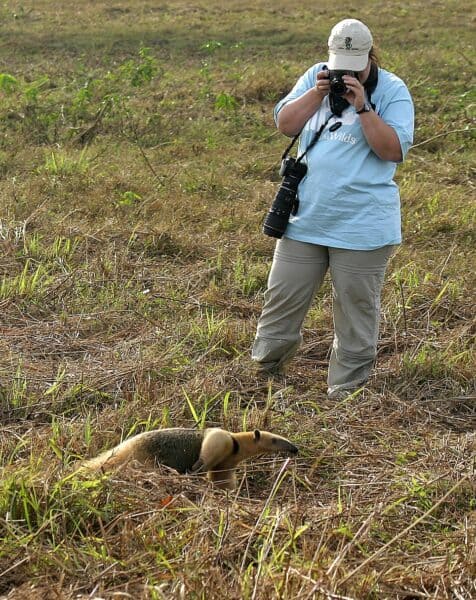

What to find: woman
left=252, top=19, right=414, bottom=397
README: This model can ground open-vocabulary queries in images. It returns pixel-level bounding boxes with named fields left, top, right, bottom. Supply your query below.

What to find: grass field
left=0, top=0, right=475, bottom=598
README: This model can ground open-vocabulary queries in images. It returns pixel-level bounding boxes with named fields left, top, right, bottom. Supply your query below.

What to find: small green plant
left=117, top=191, right=142, bottom=206
left=83, top=414, right=93, bottom=448
left=189, top=309, right=229, bottom=353
left=183, top=390, right=210, bottom=428
left=48, top=417, right=64, bottom=460
left=8, top=361, right=28, bottom=409
left=0, top=2, right=473, bottom=596
left=44, top=366, right=67, bottom=401
left=0, top=73, right=18, bottom=93
left=215, top=92, right=238, bottom=112
left=121, top=46, right=159, bottom=87
left=126, top=414, right=162, bottom=438
left=426, top=192, right=440, bottom=216
left=201, top=40, right=223, bottom=53
left=406, top=476, right=434, bottom=511
left=396, top=450, right=418, bottom=465
left=0, top=260, right=51, bottom=300
left=24, top=76, right=50, bottom=103
left=41, top=148, right=91, bottom=176
left=232, top=254, right=267, bottom=296
left=22, top=234, right=79, bottom=263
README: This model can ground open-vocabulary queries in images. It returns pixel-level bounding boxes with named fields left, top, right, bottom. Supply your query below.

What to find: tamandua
left=81, top=427, right=298, bottom=489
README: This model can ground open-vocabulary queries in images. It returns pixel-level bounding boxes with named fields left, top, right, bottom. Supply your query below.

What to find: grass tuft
left=0, top=0, right=474, bottom=598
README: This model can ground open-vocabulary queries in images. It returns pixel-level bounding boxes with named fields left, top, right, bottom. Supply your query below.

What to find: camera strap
left=296, top=114, right=334, bottom=162
left=281, top=114, right=334, bottom=165
left=365, top=62, right=378, bottom=109
left=281, top=133, right=301, bottom=161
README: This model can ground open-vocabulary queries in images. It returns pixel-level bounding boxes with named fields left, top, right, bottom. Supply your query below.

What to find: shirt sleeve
left=379, top=80, right=415, bottom=161
left=274, top=63, right=325, bottom=124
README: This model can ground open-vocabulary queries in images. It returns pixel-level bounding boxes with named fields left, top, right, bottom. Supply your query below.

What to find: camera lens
left=330, top=75, right=346, bottom=96
left=328, top=70, right=355, bottom=96
left=263, top=160, right=307, bottom=238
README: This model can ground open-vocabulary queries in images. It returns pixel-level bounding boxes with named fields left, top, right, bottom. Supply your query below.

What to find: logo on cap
left=345, top=37, right=352, bottom=50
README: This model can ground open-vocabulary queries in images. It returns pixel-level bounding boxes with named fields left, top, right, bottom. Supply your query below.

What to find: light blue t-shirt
left=274, top=64, right=414, bottom=250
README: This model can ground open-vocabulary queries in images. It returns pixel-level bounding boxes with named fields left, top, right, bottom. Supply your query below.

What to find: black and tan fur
left=81, top=427, right=298, bottom=489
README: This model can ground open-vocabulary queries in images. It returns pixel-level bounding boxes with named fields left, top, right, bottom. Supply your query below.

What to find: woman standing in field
left=252, top=19, right=414, bottom=397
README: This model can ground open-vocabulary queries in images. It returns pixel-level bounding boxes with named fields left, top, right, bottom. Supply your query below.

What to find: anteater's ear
left=254, top=429, right=261, bottom=441
left=232, top=436, right=240, bottom=454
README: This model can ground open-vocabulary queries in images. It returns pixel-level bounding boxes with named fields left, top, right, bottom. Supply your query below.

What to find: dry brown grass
left=0, top=0, right=475, bottom=598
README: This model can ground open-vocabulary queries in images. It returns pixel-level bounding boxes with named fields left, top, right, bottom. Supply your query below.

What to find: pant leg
left=252, top=238, right=328, bottom=372
left=327, top=245, right=394, bottom=395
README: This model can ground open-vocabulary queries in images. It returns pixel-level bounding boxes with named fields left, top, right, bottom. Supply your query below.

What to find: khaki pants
left=252, top=238, right=394, bottom=395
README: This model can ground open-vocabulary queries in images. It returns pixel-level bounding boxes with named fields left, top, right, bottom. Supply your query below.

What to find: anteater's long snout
left=287, top=442, right=299, bottom=455
left=275, top=437, right=298, bottom=455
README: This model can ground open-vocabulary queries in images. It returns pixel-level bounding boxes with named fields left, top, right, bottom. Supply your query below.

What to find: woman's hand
left=342, top=75, right=366, bottom=112
left=341, top=74, right=403, bottom=161
left=315, top=69, right=331, bottom=100
left=276, top=70, right=329, bottom=137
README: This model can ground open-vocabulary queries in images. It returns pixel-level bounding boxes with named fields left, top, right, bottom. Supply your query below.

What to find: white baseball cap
left=327, top=19, right=373, bottom=71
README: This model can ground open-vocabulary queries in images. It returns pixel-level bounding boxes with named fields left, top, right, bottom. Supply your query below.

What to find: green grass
left=0, top=0, right=475, bottom=598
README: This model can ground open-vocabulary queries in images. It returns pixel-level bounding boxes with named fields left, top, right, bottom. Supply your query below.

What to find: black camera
left=328, top=70, right=356, bottom=96
left=262, top=156, right=308, bottom=238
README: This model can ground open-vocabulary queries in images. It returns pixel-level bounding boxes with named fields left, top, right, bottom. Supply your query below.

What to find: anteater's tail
left=80, top=436, right=138, bottom=472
